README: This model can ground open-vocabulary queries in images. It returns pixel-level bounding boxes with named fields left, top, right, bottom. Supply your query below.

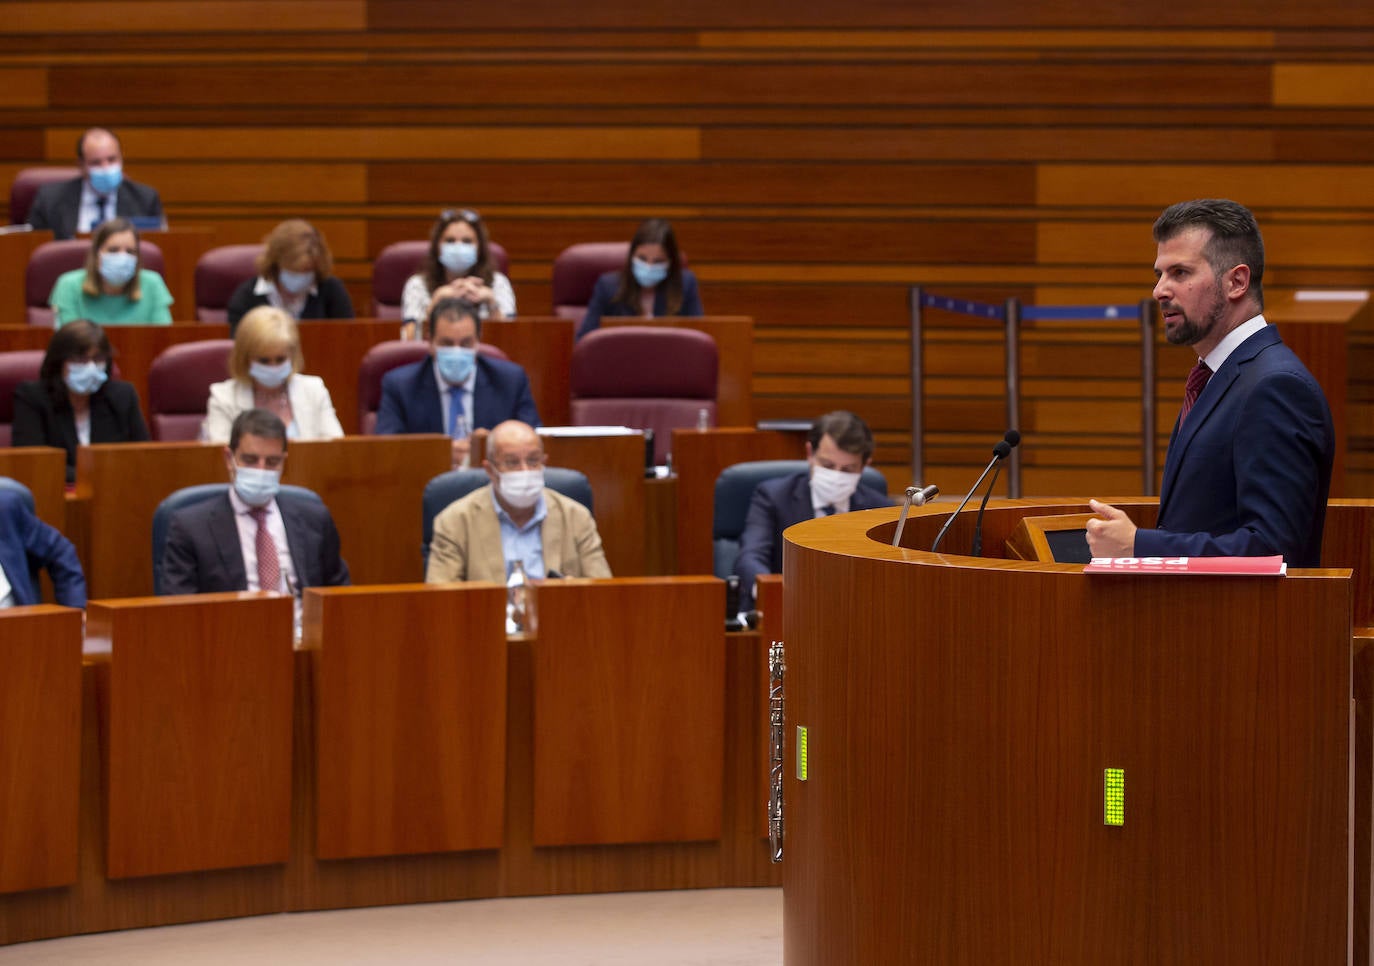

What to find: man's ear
left=1224, top=263, right=1251, bottom=303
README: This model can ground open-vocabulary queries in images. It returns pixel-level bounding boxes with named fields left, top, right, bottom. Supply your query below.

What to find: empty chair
left=194, top=245, right=263, bottom=323
left=420, top=466, right=593, bottom=566
left=151, top=483, right=323, bottom=595
left=145, top=340, right=232, bottom=441
left=550, top=242, right=629, bottom=320
left=356, top=339, right=509, bottom=435
left=9, top=167, right=81, bottom=226
left=26, top=236, right=166, bottom=326
left=0, top=350, right=45, bottom=446
left=569, top=326, right=717, bottom=464
left=711, top=460, right=889, bottom=580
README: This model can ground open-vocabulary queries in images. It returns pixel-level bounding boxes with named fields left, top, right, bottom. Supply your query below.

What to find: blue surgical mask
left=277, top=268, right=315, bottom=294
left=435, top=345, right=476, bottom=385
left=249, top=360, right=293, bottom=389
left=64, top=360, right=108, bottom=396
left=88, top=163, right=123, bottom=196
left=233, top=466, right=281, bottom=508
left=438, top=241, right=479, bottom=274
left=631, top=257, right=669, bottom=289
left=98, top=250, right=138, bottom=288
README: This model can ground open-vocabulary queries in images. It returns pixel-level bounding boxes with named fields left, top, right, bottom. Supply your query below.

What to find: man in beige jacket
left=425, top=419, right=612, bottom=583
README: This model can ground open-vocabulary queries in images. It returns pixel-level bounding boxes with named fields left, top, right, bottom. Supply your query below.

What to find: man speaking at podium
left=1086, top=199, right=1335, bottom=567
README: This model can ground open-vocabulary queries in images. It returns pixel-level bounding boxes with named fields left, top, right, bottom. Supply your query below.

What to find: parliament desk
left=0, top=579, right=781, bottom=947
left=779, top=499, right=1369, bottom=966
left=73, top=435, right=452, bottom=599
left=0, top=445, right=66, bottom=528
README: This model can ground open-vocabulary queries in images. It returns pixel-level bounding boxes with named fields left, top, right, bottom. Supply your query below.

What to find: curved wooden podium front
left=782, top=500, right=1359, bottom=965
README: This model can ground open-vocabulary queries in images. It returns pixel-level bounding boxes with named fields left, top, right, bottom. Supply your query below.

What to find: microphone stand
left=969, top=462, right=1005, bottom=557
left=930, top=443, right=1010, bottom=553
left=891, top=484, right=938, bottom=548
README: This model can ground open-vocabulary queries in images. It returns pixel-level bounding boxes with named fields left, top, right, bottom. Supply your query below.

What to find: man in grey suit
left=161, top=409, right=349, bottom=596
left=27, top=127, right=165, bottom=240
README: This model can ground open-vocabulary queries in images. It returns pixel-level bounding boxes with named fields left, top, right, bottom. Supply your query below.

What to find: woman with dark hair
left=48, top=217, right=173, bottom=327
left=400, top=207, right=515, bottom=338
left=11, top=319, right=150, bottom=482
left=226, top=219, right=354, bottom=333
left=577, top=218, right=703, bottom=339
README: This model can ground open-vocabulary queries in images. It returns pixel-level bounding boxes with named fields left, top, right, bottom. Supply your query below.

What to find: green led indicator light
left=796, top=726, right=808, bottom=781
left=1104, top=768, right=1124, bottom=826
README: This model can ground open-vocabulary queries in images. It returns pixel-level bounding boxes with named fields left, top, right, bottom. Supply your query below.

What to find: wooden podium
left=781, top=500, right=1362, bottom=965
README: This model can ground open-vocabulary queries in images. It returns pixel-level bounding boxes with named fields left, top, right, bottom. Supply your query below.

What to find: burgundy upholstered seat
left=26, top=238, right=166, bottom=327
left=145, top=340, right=232, bottom=441
left=356, top=339, right=510, bottom=434
left=194, top=245, right=263, bottom=323
left=0, top=350, right=46, bottom=447
left=9, top=167, right=81, bottom=225
left=371, top=240, right=511, bottom=319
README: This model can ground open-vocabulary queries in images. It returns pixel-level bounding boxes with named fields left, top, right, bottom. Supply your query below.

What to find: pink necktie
left=250, top=507, right=281, bottom=592
left=1179, top=361, right=1212, bottom=426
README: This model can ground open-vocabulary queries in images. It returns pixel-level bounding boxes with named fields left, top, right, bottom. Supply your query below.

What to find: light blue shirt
left=432, top=358, right=474, bottom=438
left=491, top=488, right=548, bottom=579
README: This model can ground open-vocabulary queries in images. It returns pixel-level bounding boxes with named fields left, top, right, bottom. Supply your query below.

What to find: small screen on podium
left=1045, top=529, right=1091, bottom=564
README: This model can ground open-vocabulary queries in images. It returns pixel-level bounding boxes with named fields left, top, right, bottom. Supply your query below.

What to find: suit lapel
left=208, top=495, right=249, bottom=591
left=277, top=495, right=314, bottom=588
left=414, top=361, right=444, bottom=434
left=1158, top=326, right=1281, bottom=508
left=540, top=493, right=564, bottom=574
left=59, top=181, right=83, bottom=238
left=472, top=358, right=493, bottom=430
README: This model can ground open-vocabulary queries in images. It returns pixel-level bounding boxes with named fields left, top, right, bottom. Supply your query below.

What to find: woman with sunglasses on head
left=400, top=207, right=515, bottom=340
left=577, top=217, right=702, bottom=339
left=48, top=217, right=174, bottom=327
left=226, top=219, right=354, bottom=335
left=12, top=319, right=149, bottom=483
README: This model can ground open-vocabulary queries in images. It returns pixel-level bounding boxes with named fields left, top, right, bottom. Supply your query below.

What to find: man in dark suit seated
left=160, top=409, right=350, bottom=597
left=1086, top=199, right=1335, bottom=567
left=375, top=296, right=540, bottom=469
left=734, top=410, right=889, bottom=603
left=26, top=127, right=165, bottom=240
left=0, top=484, right=86, bottom=608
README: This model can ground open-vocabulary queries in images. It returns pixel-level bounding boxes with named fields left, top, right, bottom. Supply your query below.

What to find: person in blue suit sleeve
left=734, top=411, right=890, bottom=603
left=0, top=485, right=86, bottom=608
left=375, top=297, right=540, bottom=469
left=1087, top=199, right=1335, bottom=568
left=577, top=218, right=703, bottom=339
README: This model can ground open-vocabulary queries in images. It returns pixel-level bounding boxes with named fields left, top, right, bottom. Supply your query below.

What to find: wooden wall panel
left=6, top=2, right=365, bottom=34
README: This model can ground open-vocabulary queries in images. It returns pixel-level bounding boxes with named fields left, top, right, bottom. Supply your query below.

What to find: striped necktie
left=1179, top=361, right=1212, bottom=426
left=250, top=507, right=281, bottom=592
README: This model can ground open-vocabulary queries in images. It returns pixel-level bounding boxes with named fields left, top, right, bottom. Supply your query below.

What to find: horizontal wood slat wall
left=4, top=2, right=1373, bottom=494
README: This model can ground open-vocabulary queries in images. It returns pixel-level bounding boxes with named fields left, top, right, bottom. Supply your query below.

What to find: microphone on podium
left=929, top=430, right=1021, bottom=554
left=891, top=484, right=940, bottom=548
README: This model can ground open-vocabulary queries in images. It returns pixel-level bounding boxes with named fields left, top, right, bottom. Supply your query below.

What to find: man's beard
left=1163, top=279, right=1226, bottom=347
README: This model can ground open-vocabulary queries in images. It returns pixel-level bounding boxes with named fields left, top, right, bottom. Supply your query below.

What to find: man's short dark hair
left=425, top=297, right=482, bottom=341
left=1153, top=198, right=1265, bottom=310
left=809, top=410, right=874, bottom=462
left=229, top=408, right=288, bottom=452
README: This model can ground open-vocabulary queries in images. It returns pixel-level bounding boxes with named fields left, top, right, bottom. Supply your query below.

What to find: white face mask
left=497, top=468, right=544, bottom=510
left=810, top=464, right=862, bottom=508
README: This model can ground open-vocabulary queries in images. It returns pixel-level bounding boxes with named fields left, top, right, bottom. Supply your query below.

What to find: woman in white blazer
left=202, top=305, right=345, bottom=443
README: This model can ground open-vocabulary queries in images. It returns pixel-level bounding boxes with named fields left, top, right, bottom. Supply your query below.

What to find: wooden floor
left=0, top=888, right=783, bottom=965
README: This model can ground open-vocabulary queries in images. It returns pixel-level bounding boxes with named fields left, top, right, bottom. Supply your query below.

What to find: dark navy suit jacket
left=26, top=177, right=164, bottom=240
left=733, top=470, right=889, bottom=601
left=160, top=491, right=350, bottom=595
left=374, top=355, right=540, bottom=435
left=1134, top=324, right=1334, bottom=568
left=576, top=268, right=703, bottom=339
left=0, top=488, right=86, bottom=607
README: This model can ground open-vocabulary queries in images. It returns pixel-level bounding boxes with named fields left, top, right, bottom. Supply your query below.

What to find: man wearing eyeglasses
left=426, top=419, right=611, bottom=583
left=376, top=296, right=540, bottom=469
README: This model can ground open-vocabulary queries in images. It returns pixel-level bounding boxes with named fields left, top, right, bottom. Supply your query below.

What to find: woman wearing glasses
left=401, top=207, right=515, bottom=339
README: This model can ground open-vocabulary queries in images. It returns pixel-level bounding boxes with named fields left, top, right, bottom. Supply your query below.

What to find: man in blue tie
left=26, top=127, right=165, bottom=240
left=375, top=297, right=540, bottom=469
left=733, top=410, right=890, bottom=603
